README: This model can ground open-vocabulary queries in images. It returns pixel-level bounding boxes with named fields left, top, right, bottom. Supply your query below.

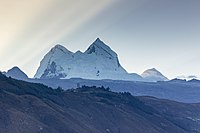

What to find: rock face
left=34, top=38, right=143, bottom=81
left=141, top=68, right=168, bottom=82
left=5, top=66, right=28, bottom=80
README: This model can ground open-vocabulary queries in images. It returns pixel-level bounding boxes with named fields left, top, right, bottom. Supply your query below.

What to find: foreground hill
left=0, top=73, right=200, bottom=133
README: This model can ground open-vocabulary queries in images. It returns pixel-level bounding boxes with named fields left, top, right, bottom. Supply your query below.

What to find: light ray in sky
left=0, top=0, right=200, bottom=79
left=0, top=0, right=114, bottom=77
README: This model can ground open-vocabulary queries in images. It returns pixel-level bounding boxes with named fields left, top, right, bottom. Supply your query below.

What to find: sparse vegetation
left=0, top=72, right=200, bottom=133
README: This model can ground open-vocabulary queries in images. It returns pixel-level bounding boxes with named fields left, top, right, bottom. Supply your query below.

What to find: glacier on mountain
left=141, top=68, right=168, bottom=82
left=34, top=38, right=143, bottom=81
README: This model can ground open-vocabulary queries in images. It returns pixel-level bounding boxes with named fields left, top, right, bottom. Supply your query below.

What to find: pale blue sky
left=0, top=0, right=200, bottom=79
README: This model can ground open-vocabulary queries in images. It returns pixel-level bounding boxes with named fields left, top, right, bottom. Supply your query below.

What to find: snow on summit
left=141, top=68, right=168, bottom=82
left=34, top=38, right=143, bottom=81
left=176, top=75, right=200, bottom=81
left=85, top=38, right=117, bottom=58
left=34, top=44, right=74, bottom=79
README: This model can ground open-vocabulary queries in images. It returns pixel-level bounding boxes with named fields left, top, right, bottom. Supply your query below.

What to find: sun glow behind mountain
left=0, top=0, right=200, bottom=79
left=0, top=0, right=114, bottom=75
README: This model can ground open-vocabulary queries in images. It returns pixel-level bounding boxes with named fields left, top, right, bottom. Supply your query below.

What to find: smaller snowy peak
left=188, top=79, right=200, bottom=83
left=168, top=78, right=187, bottom=83
left=176, top=75, right=200, bottom=81
left=141, top=68, right=168, bottom=82
left=85, top=38, right=117, bottom=58
left=5, top=66, right=28, bottom=80
left=141, top=68, right=159, bottom=76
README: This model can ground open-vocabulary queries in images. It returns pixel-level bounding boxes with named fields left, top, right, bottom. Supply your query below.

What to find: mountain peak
left=10, top=66, right=21, bottom=71
left=150, top=68, right=157, bottom=71
left=5, top=66, right=28, bottom=80
left=85, top=38, right=117, bottom=58
left=145, top=68, right=159, bottom=73
left=95, top=37, right=101, bottom=41
left=92, top=38, right=106, bottom=47
left=94, top=38, right=102, bottom=43
left=176, top=75, right=200, bottom=81
left=141, top=68, right=168, bottom=82
left=51, top=44, right=73, bottom=54
left=54, top=44, right=65, bottom=48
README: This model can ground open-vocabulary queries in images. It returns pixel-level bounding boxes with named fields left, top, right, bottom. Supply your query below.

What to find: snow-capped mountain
left=176, top=75, right=200, bottom=81
left=141, top=68, right=168, bottom=82
left=5, top=66, right=29, bottom=80
left=34, top=38, right=143, bottom=81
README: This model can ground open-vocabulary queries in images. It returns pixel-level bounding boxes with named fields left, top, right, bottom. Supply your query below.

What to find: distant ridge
left=141, top=68, right=168, bottom=82
left=176, top=75, right=200, bottom=81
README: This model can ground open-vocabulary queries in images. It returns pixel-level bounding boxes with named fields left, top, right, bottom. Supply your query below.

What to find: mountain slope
left=0, top=72, right=199, bottom=133
left=5, top=66, right=28, bottom=80
left=34, top=38, right=143, bottom=81
left=141, top=68, right=168, bottom=82
left=34, top=44, right=73, bottom=79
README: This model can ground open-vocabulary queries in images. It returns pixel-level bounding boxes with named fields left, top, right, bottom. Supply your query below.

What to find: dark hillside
left=0, top=73, right=199, bottom=133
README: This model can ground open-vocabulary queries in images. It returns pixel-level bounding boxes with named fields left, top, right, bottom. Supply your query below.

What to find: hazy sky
left=0, top=0, right=200, bottom=79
